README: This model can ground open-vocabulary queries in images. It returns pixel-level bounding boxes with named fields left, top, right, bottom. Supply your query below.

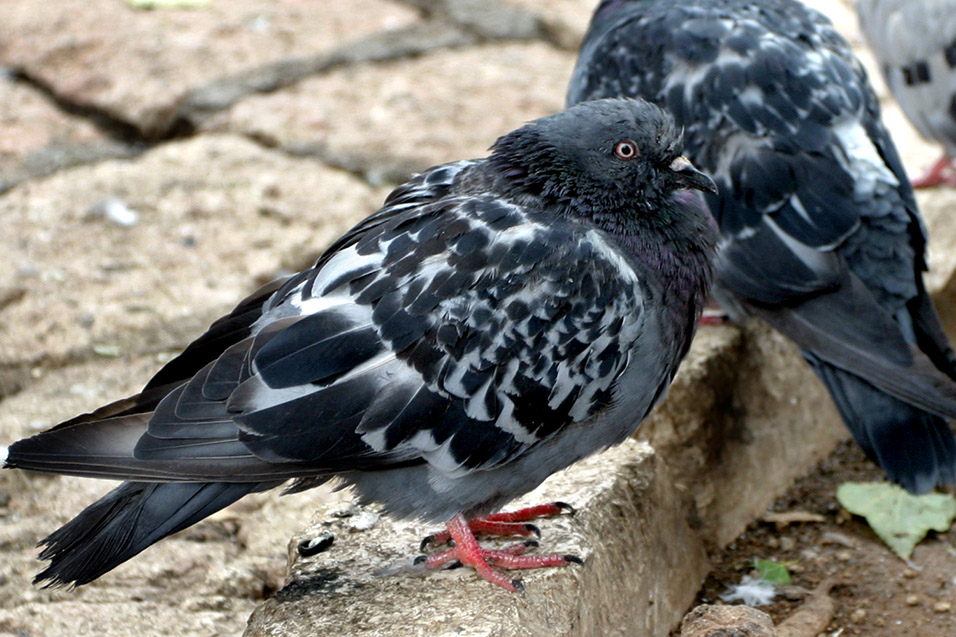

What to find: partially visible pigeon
left=4, top=98, right=718, bottom=592
left=857, top=0, right=956, bottom=187
left=569, top=0, right=956, bottom=494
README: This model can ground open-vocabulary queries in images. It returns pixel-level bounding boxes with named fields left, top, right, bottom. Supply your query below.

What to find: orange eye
left=614, top=140, right=639, bottom=160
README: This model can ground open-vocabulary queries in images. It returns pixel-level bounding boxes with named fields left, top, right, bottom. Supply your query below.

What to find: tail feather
left=35, top=480, right=279, bottom=587
left=807, top=355, right=956, bottom=494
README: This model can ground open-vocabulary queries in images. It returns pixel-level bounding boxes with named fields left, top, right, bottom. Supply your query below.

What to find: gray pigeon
left=3, top=98, right=718, bottom=591
left=857, top=0, right=956, bottom=187
left=569, top=0, right=956, bottom=494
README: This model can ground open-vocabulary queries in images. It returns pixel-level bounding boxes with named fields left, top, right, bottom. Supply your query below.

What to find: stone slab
left=0, top=0, right=420, bottom=135
left=0, top=358, right=348, bottom=637
left=0, top=134, right=381, bottom=371
left=0, top=74, right=113, bottom=192
left=203, top=42, right=576, bottom=178
left=245, top=439, right=709, bottom=637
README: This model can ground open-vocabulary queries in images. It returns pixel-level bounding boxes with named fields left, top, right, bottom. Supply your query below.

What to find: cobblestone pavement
left=1, top=1, right=953, bottom=635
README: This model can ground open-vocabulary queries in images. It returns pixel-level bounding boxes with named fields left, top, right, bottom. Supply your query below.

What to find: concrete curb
left=243, top=322, right=847, bottom=636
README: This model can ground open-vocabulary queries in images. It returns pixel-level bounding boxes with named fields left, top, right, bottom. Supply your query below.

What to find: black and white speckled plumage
left=4, top=98, right=718, bottom=587
left=857, top=0, right=956, bottom=164
left=569, top=0, right=956, bottom=494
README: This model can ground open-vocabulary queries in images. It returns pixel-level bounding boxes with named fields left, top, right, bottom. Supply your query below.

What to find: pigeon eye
left=614, top=140, right=639, bottom=160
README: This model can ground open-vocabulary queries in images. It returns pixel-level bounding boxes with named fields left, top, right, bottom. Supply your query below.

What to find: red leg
left=912, top=155, right=956, bottom=189
left=698, top=296, right=728, bottom=326
left=698, top=310, right=728, bottom=326
left=485, top=501, right=574, bottom=522
left=420, top=514, right=581, bottom=592
left=420, top=501, right=573, bottom=549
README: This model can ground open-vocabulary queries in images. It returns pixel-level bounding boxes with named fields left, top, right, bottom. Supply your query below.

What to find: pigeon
left=568, top=0, right=956, bottom=494
left=4, top=98, right=719, bottom=592
left=857, top=0, right=956, bottom=188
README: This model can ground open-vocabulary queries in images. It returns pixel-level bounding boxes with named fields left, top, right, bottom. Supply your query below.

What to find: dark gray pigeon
left=857, top=0, right=956, bottom=187
left=3, top=98, right=718, bottom=591
left=568, top=0, right=956, bottom=494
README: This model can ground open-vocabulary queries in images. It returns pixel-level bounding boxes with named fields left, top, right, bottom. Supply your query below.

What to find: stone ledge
left=245, top=439, right=709, bottom=637
left=243, top=188, right=956, bottom=635
left=242, top=320, right=848, bottom=637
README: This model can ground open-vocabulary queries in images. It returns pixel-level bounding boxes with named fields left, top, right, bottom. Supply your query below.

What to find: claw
left=554, top=501, right=576, bottom=516
left=420, top=513, right=582, bottom=591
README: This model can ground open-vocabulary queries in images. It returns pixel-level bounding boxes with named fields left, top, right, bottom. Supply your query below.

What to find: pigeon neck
left=606, top=198, right=718, bottom=333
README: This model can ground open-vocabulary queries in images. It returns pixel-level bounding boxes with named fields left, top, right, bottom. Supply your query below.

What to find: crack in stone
left=8, top=69, right=147, bottom=144
left=3, top=0, right=559, bottom=192
left=247, top=133, right=429, bottom=188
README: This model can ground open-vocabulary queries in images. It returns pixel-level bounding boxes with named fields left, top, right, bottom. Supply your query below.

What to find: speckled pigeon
left=3, top=98, right=718, bottom=591
left=857, top=0, right=956, bottom=188
left=568, top=0, right=956, bottom=494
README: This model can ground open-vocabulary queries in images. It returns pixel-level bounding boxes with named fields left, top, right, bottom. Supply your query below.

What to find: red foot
left=418, top=513, right=581, bottom=592
left=698, top=310, right=729, bottom=326
left=912, top=155, right=956, bottom=189
left=420, top=501, right=574, bottom=550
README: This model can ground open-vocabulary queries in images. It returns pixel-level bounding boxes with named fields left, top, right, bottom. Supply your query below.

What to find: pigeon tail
left=807, top=355, right=956, bottom=494
left=34, top=480, right=278, bottom=587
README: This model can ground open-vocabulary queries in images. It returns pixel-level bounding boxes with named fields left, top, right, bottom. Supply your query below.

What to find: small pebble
left=766, top=536, right=780, bottom=549
left=779, top=536, right=796, bottom=552
left=850, top=608, right=866, bottom=623
left=835, top=549, right=853, bottom=562
left=820, top=531, right=856, bottom=548
left=905, top=594, right=920, bottom=606
left=297, top=530, right=334, bottom=557
left=85, top=197, right=139, bottom=227
left=875, top=617, right=886, bottom=627
left=903, top=569, right=918, bottom=579
left=349, top=511, right=380, bottom=531
left=933, top=602, right=951, bottom=614
left=93, top=343, right=122, bottom=358
left=16, top=265, right=40, bottom=278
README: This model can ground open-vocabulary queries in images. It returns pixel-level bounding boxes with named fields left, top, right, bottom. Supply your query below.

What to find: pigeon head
left=488, top=98, right=716, bottom=227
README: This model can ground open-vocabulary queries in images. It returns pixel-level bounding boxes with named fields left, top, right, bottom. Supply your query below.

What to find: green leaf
left=753, top=559, right=791, bottom=586
left=836, top=482, right=956, bottom=559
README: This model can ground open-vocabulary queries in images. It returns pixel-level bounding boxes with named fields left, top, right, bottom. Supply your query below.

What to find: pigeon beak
left=669, top=156, right=717, bottom=194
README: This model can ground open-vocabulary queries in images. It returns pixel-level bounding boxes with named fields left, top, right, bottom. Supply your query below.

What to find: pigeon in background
left=857, top=0, right=956, bottom=188
left=3, top=98, right=718, bottom=592
left=569, top=0, right=956, bottom=494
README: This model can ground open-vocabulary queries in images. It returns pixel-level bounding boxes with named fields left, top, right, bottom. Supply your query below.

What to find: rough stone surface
left=2, top=0, right=956, bottom=636
left=640, top=323, right=844, bottom=548
left=0, top=74, right=113, bottom=192
left=0, top=355, right=352, bottom=637
left=680, top=604, right=777, bottom=637
left=0, top=0, right=420, bottom=135
left=0, top=134, right=380, bottom=371
left=918, top=188, right=956, bottom=338
left=502, top=0, right=595, bottom=50
left=204, top=42, right=576, bottom=179
left=244, top=440, right=709, bottom=637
